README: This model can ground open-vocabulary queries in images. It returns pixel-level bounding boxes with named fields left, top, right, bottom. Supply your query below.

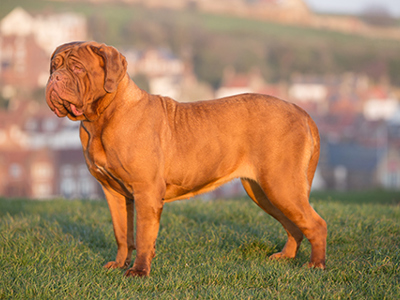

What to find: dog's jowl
left=46, top=41, right=327, bottom=277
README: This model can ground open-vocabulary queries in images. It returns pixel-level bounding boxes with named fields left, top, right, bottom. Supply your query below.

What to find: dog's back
left=159, top=93, right=319, bottom=202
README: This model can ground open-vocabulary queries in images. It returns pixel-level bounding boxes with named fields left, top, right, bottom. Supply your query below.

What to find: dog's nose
left=50, top=72, right=64, bottom=83
left=53, top=74, right=61, bottom=81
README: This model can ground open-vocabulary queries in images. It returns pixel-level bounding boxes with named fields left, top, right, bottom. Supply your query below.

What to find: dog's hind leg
left=242, top=116, right=326, bottom=268
left=241, top=178, right=304, bottom=260
left=249, top=164, right=327, bottom=269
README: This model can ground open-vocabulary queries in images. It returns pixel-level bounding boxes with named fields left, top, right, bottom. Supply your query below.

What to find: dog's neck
left=115, top=74, right=144, bottom=103
left=85, top=74, right=145, bottom=123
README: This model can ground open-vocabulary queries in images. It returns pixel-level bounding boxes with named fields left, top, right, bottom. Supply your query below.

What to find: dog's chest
left=87, top=144, right=131, bottom=196
left=84, top=138, right=109, bottom=179
left=80, top=124, right=131, bottom=196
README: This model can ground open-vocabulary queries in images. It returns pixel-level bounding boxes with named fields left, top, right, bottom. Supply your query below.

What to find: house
left=320, top=141, right=382, bottom=190
left=124, top=47, right=213, bottom=102
left=0, top=7, right=87, bottom=94
left=25, top=109, right=102, bottom=199
left=178, top=72, right=215, bottom=102
left=288, top=74, right=330, bottom=115
left=0, top=102, right=36, bottom=197
left=376, top=145, right=400, bottom=189
left=28, top=148, right=56, bottom=199
left=0, top=34, right=49, bottom=91
left=0, top=145, right=103, bottom=199
left=0, top=150, right=30, bottom=198
left=0, top=102, right=102, bottom=199
left=0, top=7, right=87, bottom=56
left=124, top=48, right=185, bottom=98
left=215, top=67, right=284, bottom=99
left=288, top=73, right=372, bottom=117
left=128, top=48, right=184, bottom=78
left=215, top=68, right=258, bottom=98
left=363, top=86, right=399, bottom=121
left=289, top=83, right=327, bottom=104
left=55, top=149, right=102, bottom=199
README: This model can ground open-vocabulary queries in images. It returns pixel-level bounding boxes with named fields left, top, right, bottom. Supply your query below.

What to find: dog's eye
left=51, top=57, right=62, bottom=72
left=71, top=64, right=85, bottom=74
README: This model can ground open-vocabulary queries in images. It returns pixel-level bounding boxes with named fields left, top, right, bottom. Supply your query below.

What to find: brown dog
left=46, top=41, right=327, bottom=277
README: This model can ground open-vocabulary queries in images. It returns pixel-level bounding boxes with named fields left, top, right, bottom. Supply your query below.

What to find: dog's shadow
left=56, top=216, right=113, bottom=254
left=56, top=202, right=300, bottom=268
left=0, top=199, right=114, bottom=263
left=0, top=198, right=306, bottom=268
left=158, top=200, right=306, bottom=266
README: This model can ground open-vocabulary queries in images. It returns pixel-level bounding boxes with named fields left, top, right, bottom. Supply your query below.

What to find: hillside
left=2, top=0, right=400, bottom=87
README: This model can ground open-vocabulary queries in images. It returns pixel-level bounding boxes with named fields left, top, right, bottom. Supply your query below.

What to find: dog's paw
left=306, top=261, right=326, bottom=270
left=124, top=267, right=150, bottom=277
left=269, top=252, right=295, bottom=260
left=103, top=261, right=124, bottom=269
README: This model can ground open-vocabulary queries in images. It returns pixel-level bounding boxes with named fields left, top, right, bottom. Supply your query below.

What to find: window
left=387, top=172, right=399, bottom=188
left=32, top=183, right=52, bottom=198
left=25, top=119, right=38, bottom=131
left=9, top=163, right=22, bottom=179
left=61, top=178, right=76, bottom=199
left=61, top=164, right=73, bottom=177
left=78, top=164, right=89, bottom=177
left=42, top=118, right=57, bottom=132
left=1, top=59, right=11, bottom=70
left=31, top=162, right=53, bottom=180
left=79, top=178, right=94, bottom=198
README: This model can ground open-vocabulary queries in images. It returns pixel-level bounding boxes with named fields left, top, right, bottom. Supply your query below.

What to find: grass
left=0, top=191, right=399, bottom=299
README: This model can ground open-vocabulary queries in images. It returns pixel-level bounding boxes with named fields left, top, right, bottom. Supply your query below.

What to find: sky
left=305, top=0, right=400, bottom=17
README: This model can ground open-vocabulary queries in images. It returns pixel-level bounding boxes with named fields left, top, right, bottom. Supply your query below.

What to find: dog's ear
left=90, top=43, right=127, bottom=93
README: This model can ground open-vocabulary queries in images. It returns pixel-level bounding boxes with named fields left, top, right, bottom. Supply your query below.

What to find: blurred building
left=0, top=7, right=97, bottom=199
left=0, top=7, right=87, bottom=95
left=124, top=47, right=213, bottom=101
left=0, top=102, right=103, bottom=199
left=1, top=5, right=400, bottom=200
left=215, top=67, right=287, bottom=100
left=126, top=48, right=185, bottom=99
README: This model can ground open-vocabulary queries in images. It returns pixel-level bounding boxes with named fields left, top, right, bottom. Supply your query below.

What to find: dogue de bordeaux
left=46, top=41, right=327, bottom=277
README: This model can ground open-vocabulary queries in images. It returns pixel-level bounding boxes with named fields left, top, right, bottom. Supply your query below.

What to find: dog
left=46, top=41, right=327, bottom=277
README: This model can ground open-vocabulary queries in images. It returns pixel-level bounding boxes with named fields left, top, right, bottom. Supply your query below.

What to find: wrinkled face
left=46, top=41, right=127, bottom=121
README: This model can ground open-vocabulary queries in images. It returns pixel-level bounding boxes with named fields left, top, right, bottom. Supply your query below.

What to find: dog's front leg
left=102, top=187, right=135, bottom=269
left=124, top=185, right=164, bottom=277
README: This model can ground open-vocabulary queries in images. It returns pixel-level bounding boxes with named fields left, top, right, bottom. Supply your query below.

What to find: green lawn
left=0, top=191, right=399, bottom=299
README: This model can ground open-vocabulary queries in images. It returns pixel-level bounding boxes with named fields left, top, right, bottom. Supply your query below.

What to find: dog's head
left=45, top=41, right=127, bottom=121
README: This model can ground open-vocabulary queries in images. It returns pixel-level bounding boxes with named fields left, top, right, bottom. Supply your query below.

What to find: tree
left=361, top=5, right=396, bottom=27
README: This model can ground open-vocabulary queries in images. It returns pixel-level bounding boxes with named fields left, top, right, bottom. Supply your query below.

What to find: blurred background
left=1, top=0, right=400, bottom=200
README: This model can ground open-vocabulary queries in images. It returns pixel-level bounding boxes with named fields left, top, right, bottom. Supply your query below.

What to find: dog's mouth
left=46, top=83, right=84, bottom=119
left=70, top=103, right=83, bottom=116
left=52, top=103, right=83, bottom=118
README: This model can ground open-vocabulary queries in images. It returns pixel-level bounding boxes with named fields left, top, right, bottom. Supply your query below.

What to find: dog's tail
left=306, top=116, right=320, bottom=192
